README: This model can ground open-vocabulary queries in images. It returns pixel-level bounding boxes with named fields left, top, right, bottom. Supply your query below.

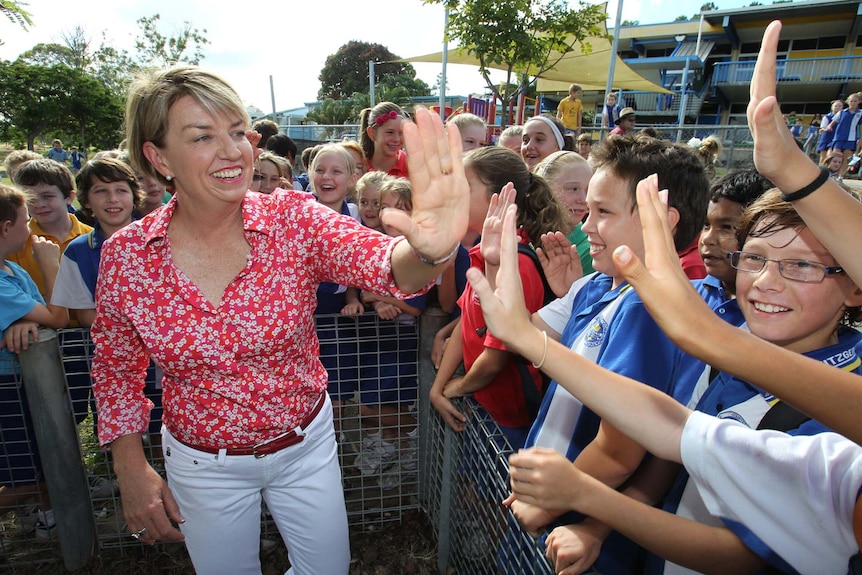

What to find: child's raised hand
left=31, top=235, right=60, bottom=268
left=466, top=204, right=534, bottom=349
left=383, top=106, right=469, bottom=262
left=245, top=130, right=263, bottom=161
left=614, top=175, right=714, bottom=344
left=746, top=21, right=818, bottom=189
left=480, top=184, right=517, bottom=267
left=537, top=231, right=583, bottom=298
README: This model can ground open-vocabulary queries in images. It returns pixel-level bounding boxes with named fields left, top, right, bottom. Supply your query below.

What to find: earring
left=166, top=175, right=173, bottom=182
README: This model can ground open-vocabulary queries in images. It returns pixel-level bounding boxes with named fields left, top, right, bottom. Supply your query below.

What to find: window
left=819, top=36, right=846, bottom=50
left=792, top=38, right=817, bottom=50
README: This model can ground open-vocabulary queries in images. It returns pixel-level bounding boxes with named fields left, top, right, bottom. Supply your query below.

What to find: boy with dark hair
left=9, top=159, right=92, bottom=300
left=251, top=118, right=279, bottom=149
left=504, top=134, right=711, bottom=575
left=264, top=133, right=298, bottom=166
left=698, top=168, right=773, bottom=308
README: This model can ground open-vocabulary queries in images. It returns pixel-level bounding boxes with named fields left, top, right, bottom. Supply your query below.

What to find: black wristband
left=780, top=167, right=830, bottom=202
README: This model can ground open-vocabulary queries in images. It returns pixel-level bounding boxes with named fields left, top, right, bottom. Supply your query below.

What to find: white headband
left=528, top=115, right=565, bottom=150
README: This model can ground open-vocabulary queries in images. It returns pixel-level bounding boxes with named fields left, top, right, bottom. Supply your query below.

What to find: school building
left=543, top=0, right=862, bottom=128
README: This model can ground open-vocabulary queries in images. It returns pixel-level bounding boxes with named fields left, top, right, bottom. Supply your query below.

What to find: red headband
left=374, top=110, right=400, bottom=127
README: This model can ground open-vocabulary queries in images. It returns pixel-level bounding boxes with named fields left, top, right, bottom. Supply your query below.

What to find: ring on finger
left=131, top=527, right=148, bottom=540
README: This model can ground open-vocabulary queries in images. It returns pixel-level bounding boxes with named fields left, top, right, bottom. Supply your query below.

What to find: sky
left=0, top=0, right=758, bottom=113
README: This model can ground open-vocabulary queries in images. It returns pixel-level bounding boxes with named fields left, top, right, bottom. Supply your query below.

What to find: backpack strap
left=512, top=243, right=555, bottom=421
left=516, top=243, right=555, bottom=305
left=755, top=401, right=811, bottom=433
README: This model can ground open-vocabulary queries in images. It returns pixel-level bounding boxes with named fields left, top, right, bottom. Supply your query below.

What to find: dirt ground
left=1, top=509, right=438, bottom=574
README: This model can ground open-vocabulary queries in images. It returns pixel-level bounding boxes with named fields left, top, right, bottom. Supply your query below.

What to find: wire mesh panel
left=0, top=361, right=58, bottom=569
left=422, top=397, right=553, bottom=575
left=56, top=328, right=155, bottom=553
left=322, top=312, right=422, bottom=527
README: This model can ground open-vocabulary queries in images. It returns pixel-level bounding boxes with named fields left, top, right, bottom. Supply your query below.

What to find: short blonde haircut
left=379, top=177, right=413, bottom=212
left=449, top=113, right=486, bottom=132
left=356, top=171, right=391, bottom=200
left=125, top=66, right=250, bottom=187
left=258, top=152, right=292, bottom=179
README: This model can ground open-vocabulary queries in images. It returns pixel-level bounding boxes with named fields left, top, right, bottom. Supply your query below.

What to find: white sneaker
left=400, top=429, right=418, bottom=473
left=34, top=520, right=56, bottom=541
left=353, top=436, right=397, bottom=476
left=88, top=473, right=119, bottom=499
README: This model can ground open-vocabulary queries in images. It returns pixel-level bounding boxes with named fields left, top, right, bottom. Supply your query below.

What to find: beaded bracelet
left=780, top=167, right=830, bottom=202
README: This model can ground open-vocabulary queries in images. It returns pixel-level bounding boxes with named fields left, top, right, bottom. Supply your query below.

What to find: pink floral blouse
left=92, top=190, right=408, bottom=448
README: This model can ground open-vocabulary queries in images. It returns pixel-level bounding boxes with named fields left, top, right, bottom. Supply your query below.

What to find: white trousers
left=161, top=394, right=350, bottom=575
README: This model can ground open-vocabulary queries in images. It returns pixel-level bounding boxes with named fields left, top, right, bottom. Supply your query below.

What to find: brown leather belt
left=174, top=394, right=324, bottom=458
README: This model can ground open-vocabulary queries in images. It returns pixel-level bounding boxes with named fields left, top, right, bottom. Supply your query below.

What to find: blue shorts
left=358, top=316, right=418, bottom=406
left=317, top=313, right=359, bottom=401
left=831, top=140, right=857, bottom=152
left=0, top=374, right=43, bottom=487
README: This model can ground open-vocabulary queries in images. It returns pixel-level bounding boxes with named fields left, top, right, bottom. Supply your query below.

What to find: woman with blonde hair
left=93, top=65, right=469, bottom=574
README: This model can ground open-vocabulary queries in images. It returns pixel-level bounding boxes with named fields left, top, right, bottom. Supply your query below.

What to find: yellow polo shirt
left=557, top=97, right=583, bottom=131
left=9, top=213, right=93, bottom=327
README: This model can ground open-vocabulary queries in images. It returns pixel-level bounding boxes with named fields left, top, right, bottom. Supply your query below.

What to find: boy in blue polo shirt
left=502, top=135, right=710, bottom=575
left=0, top=183, right=69, bottom=538
left=51, top=157, right=158, bottom=481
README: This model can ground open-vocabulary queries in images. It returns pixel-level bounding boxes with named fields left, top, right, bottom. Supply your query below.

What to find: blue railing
left=713, top=55, right=862, bottom=85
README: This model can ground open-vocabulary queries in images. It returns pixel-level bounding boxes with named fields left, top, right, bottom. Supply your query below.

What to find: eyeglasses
left=728, top=251, right=844, bottom=283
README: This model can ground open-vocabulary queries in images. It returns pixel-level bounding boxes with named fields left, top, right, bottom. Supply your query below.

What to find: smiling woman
left=89, top=65, right=470, bottom=575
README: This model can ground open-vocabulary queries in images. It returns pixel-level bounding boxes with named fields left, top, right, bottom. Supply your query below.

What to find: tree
left=424, top=0, right=606, bottom=127
left=318, top=41, right=429, bottom=101
left=17, top=27, right=90, bottom=69
left=306, top=98, right=361, bottom=138
left=0, top=61, right=122, bottom=150
left=433, top=72, right=450, bottom=96
left=0, top=0, right=32, bottom=44
left=621, top=19, right=640, bottom=26
left=700, top=2, right=719, bottom=11
left=134, top=14, right=209, bottom=68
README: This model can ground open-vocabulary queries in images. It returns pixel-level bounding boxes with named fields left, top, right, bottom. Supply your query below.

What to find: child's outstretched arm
left=509, top=447, right=766, bottom=575
left=748, top=21, right=862, bottom=288
left=466, top=200, right=690, bottom=463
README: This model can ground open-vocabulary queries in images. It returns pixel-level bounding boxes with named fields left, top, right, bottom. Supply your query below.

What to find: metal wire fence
left=420, top=397, right=552, bottom=575
left=3, top=308, right=552, bottom=573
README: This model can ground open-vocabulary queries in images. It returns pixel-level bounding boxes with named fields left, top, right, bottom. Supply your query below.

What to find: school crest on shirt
left=583, top=316, right=608, bottom=348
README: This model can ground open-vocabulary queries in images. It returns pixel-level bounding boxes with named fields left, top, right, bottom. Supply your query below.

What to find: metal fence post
left=418, top=306, right=449, bottom=495
left=19, top=328, right=97, bottom=571
left=417, top=305, right=453, bottom=574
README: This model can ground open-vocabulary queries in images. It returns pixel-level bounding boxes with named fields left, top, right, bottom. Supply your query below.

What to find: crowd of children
left=3, top=17, right=862, bottom=574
